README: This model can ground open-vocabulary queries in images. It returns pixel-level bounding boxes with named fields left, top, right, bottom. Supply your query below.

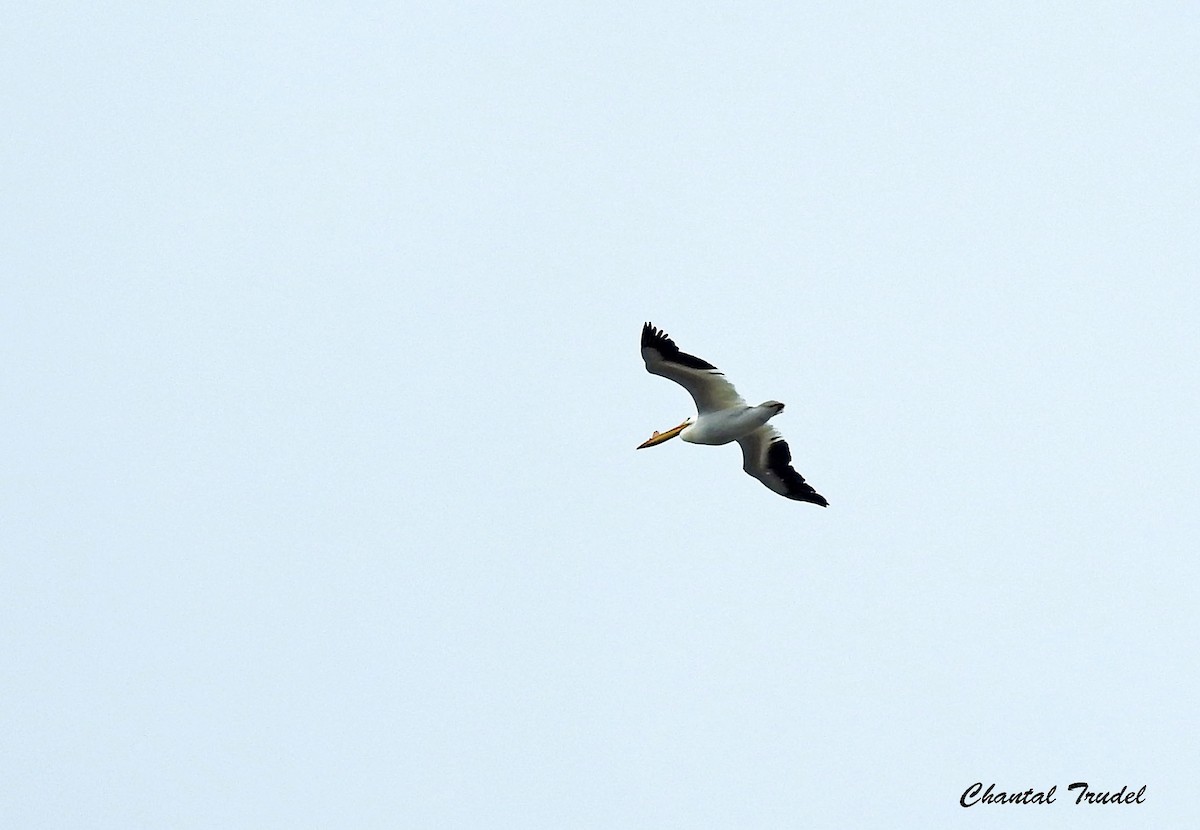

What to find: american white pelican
left=637, top=323, right=828, bottom=506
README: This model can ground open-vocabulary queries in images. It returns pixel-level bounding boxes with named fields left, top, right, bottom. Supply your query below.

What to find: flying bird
left=637, top=323, right=828, bottom=506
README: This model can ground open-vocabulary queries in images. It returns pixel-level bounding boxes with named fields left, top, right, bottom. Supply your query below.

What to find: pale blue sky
left=4, top=2, right=1198, bottom=827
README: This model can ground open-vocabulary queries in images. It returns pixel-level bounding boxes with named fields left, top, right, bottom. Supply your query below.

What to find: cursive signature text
left=960, top=782, right=1146, bottom=807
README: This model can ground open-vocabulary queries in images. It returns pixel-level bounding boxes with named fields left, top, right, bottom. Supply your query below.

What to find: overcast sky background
left=4, top=2, right=1198, bottom=828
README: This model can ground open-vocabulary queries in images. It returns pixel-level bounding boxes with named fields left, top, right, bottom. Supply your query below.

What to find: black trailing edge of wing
left=767, top=439, right=829, bottom=507
left=641, top=323, right=718, bottom=371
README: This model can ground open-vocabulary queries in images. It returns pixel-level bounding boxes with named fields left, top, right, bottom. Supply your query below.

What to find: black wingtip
left=641, top=322, right=663, bottom=349
left=766, top=439, right=828, bottom=506
left=640, top=322, right=718, bottom=371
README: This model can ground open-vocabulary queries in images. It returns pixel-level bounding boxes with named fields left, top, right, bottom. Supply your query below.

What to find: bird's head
left=636, top=419, right=692, bottom=449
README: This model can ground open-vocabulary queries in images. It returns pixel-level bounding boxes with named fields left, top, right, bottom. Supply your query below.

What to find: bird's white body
left=680, top=402, right=785, bottom=445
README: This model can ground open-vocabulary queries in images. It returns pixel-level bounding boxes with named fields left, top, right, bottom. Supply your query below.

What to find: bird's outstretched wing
left=736, top=426, right=828, bottom=506
left=640, top=323, right=745, bottom=415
